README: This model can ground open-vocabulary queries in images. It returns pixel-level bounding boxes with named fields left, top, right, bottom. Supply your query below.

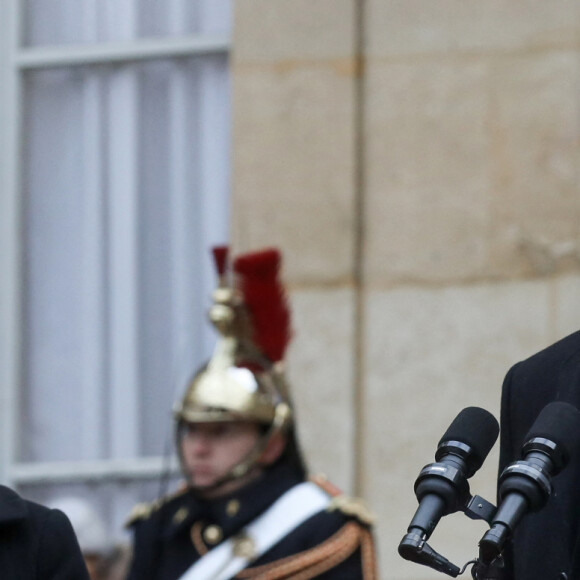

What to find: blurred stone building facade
left=229, top=2, right=580, bottom=578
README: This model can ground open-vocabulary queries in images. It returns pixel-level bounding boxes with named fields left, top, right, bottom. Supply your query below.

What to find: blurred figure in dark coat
left=50, top=496, right=131, bottom=580
left=0, top=485, right=90, bottom=579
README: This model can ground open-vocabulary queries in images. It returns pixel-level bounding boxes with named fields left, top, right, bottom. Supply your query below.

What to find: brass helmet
left=174, top=246, right=294, bottom=484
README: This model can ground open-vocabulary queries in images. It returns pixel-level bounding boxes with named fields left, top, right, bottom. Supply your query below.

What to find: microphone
left=478, top=401, right=580, bottom=565
left=399, top=407, right=500, bottom=576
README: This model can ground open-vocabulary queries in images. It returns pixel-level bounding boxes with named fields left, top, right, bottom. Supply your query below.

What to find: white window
left=0, top=0, right=232, bottom=541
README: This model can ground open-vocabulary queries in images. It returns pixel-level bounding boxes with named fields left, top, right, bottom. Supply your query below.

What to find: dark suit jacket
left=0, top=485, right=90, bottom=579
left=499, top=329, right=580, bottom=580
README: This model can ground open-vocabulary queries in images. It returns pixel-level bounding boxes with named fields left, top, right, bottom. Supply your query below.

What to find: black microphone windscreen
left=438, top=407, right=500, bottom=470
left=524, top=401, right=580, bottom=469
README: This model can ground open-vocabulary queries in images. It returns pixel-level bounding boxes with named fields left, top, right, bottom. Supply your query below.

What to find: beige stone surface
left=363, top=280, right=552, bottom=577
left=364, top=50, right=580, bottom=284
left=232, top=62, right=357, bottom=284
left=286, top=287, right=356, bottom=494
left=488, top=51, right=580, bottom=278
left=231, top=0, right=360, bottom=285
left=233, top=0, right=356, bottom=62
left=364, top=59, right=490, bottom=283
left=554, top=274, right=580, bottom=340
left=366, top=0, right=580, bottom=57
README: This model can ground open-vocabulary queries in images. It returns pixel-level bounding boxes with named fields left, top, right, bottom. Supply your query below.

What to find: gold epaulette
left=124, top=485, right=189, bottom=528
left=327, top=495, right=375, bottom=526
left=310, top=473, right=375, bottom=526
left=125, top=502, right=156, bottom=527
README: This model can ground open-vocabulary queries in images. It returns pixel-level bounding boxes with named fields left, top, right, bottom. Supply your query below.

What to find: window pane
left=21, top=67, right=99, bottom=462
left=21, top=56, right=230, bottom=463
left=23, top=0, right=86, bottom=46
left=23, top=0, right=232, bottom=47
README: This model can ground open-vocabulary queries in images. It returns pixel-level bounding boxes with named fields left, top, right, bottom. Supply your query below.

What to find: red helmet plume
left=233, top=248, right=292, bottom=364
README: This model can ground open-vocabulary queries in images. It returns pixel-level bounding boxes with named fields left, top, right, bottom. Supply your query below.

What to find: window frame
left=0, top=0, right=230, bottom=489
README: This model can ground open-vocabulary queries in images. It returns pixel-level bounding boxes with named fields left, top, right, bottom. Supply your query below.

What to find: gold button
left=172, top=507, right=189, bottom=525
left=203, top=524, right=223, bottom=545
left=226, top=499, right=240, bottom=517
left=233, top=533, right=255, bottom=559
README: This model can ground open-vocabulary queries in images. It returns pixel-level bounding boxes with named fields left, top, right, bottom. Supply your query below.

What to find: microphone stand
left=400, top=402, right=580, bottom=579
left=469, top=558, right=504, bottom=580
left=399, top=493, right=500, bottom=578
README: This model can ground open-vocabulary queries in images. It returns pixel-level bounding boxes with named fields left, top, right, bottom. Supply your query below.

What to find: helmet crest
left=233, top=248, right=292, bottom=366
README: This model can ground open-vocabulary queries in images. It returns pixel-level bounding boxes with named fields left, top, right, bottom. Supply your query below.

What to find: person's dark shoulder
left=31, top=504, right=82, bottom=548
left=254, top=476, right=375, bottom=572
left=0, top=486, right=90, bottom=579
left=24, top=497, right=66, bottom=523
left=126, top=486, right=191, bottom=533
left=125, top=488, right=192, bottom=580
left=503, top=329, right=580, bottom=419
left=512, top=329, right=580, bottom=375
left=291, top=489, right=375, bottom=547
left=0, top=484, right=28, bottom=526
left=255, top=489, right=375, bottom=579
left=0, top=484, right=72, bottom=532
left=283, top=505, right=360, bottom=551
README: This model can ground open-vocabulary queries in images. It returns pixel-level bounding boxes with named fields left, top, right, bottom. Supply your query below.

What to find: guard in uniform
left=0, top=485, right=90, bottom=579
left=126, top=247, right=377, bottom=580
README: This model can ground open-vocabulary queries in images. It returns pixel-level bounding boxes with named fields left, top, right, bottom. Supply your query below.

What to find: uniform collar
left=164, top=461, right=303, bottom=542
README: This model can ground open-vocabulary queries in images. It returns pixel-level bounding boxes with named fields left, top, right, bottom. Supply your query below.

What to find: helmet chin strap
left=181, top=402, right=292, bottom=496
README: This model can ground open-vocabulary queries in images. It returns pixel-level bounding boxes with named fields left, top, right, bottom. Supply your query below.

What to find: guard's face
left=180, top=421, right=261, bottom=495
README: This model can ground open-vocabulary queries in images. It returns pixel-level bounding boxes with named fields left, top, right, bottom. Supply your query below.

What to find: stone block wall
left=230, top=1, right=580, bottom=578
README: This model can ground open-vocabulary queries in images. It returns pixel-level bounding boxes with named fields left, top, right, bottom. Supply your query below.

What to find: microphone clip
left=398, top=492, right=498, bottom=577
left=398, top=531, right=462, bottom=577
left=469, top=555, right=506, bottom=580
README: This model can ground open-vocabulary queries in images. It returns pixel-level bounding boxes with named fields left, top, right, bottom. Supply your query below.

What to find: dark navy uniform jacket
left=127, top=461, right=375, bottom=579
left=0, top=485, right=90, bottom=579
left=499, top=329, right=580, bottom=580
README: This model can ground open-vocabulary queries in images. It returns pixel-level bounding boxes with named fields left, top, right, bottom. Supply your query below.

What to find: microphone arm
left=399, top=490, right=497, bottom=577
left=398, top=406, right=500, bottom=577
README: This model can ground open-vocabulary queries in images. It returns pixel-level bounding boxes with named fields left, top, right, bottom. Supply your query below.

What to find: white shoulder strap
left=178, top=481, right=330, bottom=580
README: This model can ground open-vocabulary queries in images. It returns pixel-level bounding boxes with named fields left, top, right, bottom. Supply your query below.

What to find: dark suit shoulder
left=516, top=329, right=580, bottom=370
left=503, top=330, right=580, bottom=420
left=0, top=485, right=76, bottom=530
left=36, top=507, right=91, bottom=579
left=0, top=485, right=28, bottom=525
left=0, top=487, right=90, bottom=579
